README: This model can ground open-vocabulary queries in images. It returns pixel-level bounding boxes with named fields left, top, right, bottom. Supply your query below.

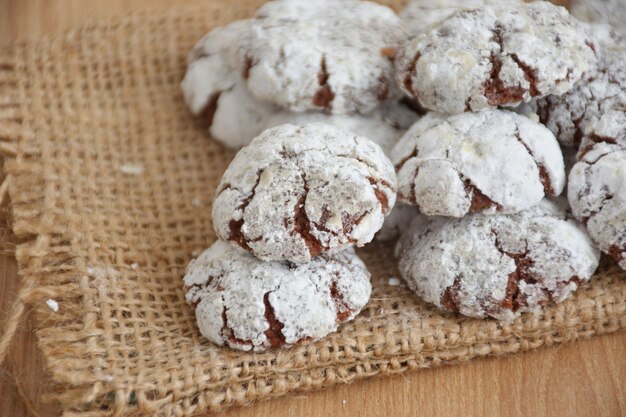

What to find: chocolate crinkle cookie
left=391, top=110, right=565, bottom=217
left=184, top=241, right=371, bottom=352
left=212, top=123, right=397, bottom=264
left=397, top=200, right=601, bottom=321
left=264, top=102, right=419, bottom=157
left=395, top=1, right=597, bottom=114
left=237, top=0, right=405, bottom=114
left=568, top=111, right=626, bottom=270
left=181, top=20, right=278, bottom=149
left=536, top=25, right=626, bottom=148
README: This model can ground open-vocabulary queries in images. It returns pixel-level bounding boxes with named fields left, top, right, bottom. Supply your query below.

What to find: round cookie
left=264, top=102, right=419, bottom=156
left=391, top=110, right=565, bottom=217
left=568, top=111, right=626, bottom=269
left=212, top=123, right=397, bottom=264
left=181, top=20, right=278, bottom=149
left=397, top=200, right=601, bottom=321
left=396, top=1, right=597, bottom=114
left=536, top=30, right=626, bottom=147
left=238, top=0, right=405, bottom=114
left=184, top=241, right=372, bottom=351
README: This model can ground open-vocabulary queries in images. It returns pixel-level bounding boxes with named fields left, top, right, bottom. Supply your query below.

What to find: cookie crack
left=222, top=304, right=253, bottom=347
left=512, top=128, right=554, bottom=195
left=440, top=274, right=462, bottom=312
left=330, top=274, right=353, bottom=322
left=403, top=52, right=420, bottom=98
left=490, top=229, right=545, bottom=311
left=312, top=54, right=335, bottom=109
left=461, top=174, right=502, bottom=212
left=292, top=172, right=325, bottom=257
left=228, top=169, right=263, bottom=250
left=483, top=26, right=526, bottom=106
left=510, top=54, right=539, bottom=97
left=263, top=292, right=286, bottom=347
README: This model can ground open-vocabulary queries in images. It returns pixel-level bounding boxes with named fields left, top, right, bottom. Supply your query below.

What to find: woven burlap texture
left=0, top=1, right=624, bottom=416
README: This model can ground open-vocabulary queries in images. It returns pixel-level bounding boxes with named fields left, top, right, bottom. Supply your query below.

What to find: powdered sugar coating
left=396, top=1, right=597, bottom=114
left=184, top=241, right=371, bottom=351
left=536, top=27, right=626, bottom=147
left=264, top=102, right=419, bottom=156
left=568, top=111, right=626, bottom=269
left=400, top=0, right=512, bottom=36
left=397, top=200, right=601, bottom=320
left=238, top=0, right=405, bottom=114
left=181, top=20, right=278, bottom=149
left=213, top=123, right=397, bottom=264
left=391, top=110, right=565, bottom=217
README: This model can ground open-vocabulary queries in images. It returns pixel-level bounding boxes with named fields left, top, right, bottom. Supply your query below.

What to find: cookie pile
left=182, top=0, right=623, bottom=349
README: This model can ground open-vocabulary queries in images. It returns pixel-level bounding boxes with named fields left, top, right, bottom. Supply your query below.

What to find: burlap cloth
left=0, top=0, right=624, bottom=416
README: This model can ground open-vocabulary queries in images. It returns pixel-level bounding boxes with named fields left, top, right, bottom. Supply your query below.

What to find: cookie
left=375, top=203, right=419, bottom=241
left=184, top=241, right=371, bottom=351
left=536, top=29, right=626, bottom=147
left=391, top=110, right=565, bottom=217
left=212, top=123, right=397, bottom=264
left=570, top=0, right=626, bottom=30
left=400, top=0, right=508, bottom=36
left=264, top=102, right=419, bottom=156
left=396, top=1, right=597, bottom=114
left=568, top=111, right=626, bottom=269
left=397, top=200, right=601, bottom=320
left=237, top=0, right=405, bottom=114
left=181, top=20, right=278, bottom=149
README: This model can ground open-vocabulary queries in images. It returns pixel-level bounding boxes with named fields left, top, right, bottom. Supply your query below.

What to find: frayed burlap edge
left=0, top=1, right=624, bottom=416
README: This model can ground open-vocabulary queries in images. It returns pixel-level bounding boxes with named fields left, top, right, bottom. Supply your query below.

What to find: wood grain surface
left=0, top=1, right=624, bottom=416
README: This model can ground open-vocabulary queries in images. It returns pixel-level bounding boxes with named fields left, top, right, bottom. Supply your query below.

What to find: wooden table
left=0, top=1, right=624, bottom=416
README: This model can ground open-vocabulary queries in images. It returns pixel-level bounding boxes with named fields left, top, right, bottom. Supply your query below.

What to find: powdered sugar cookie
left=184, top=241, right=371, bottom=351
left=391, top=110, right=565, bottom=217
left=536, top=31, right=626, bottom=147
left=396, top=1, right=597, bottom=114
left=181, top=20, right=278, bottom=149
left=238, top=0, right=405, bottom=114
left=397, top=200, right=601, bottom=320
left=212, top=123, right=397, bottom=264
left=264, top=102, right=419, bottom=156
left=568, top=111, right=626, bottom=269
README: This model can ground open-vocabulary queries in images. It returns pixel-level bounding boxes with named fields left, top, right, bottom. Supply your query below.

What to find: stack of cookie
left=393, top=0, right=624, bottom=320
left=181, top=0, right=624, bottom=350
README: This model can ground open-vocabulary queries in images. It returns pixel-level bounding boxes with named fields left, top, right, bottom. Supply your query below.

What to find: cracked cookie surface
left=184, top=241, right=371, bottom=351
left=238, top=0, right=405, bottom=114
left=181, top=20, right=278, bottom=149
left=212, top=123, right=397, bottom=264
left=536, top=27, right=626, bottom=147
left=395, top=1, right=597, bottom=114
left=264, top=102, right=420, bottom=157
left=391, top=110, right=565, bottom=217
left=568, top=111, right=626, bottom=270
left=397, top=200, right=601, bottom=320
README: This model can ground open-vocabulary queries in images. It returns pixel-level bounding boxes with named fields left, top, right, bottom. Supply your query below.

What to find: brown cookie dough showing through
left=395, top=1, right=597, bottom=114
left=212, top=123, right=397, bottom=264
left=397, top=200, right=601, bottom=320
left=184, top=241, right=372, bottom=351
